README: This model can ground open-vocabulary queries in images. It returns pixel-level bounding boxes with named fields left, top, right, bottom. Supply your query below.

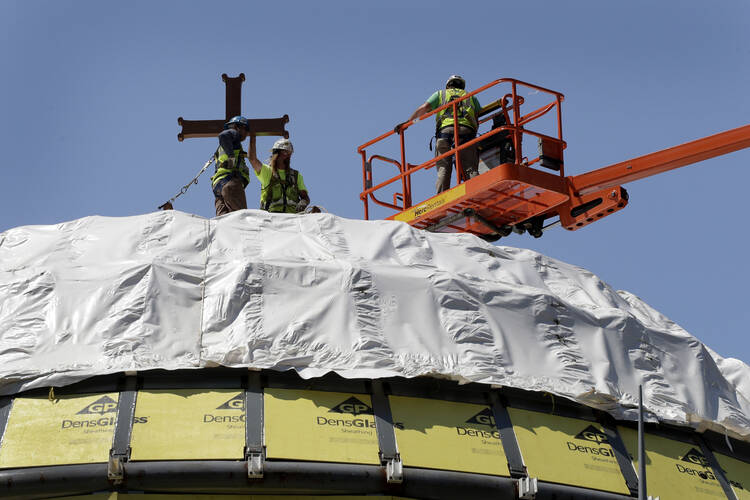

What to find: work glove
left=296, top=200, right=309, bottom=213
left=394, top=121, right=409, bottom=134
left=225, top=157, right=236, bottom=170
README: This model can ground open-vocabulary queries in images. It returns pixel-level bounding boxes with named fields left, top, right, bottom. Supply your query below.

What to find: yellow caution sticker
left=618, top=426, right=726, bottom=499
left=389, top=395, right=509, bottom=476
left=264, top=389, right=379, bottom=465
left=509, top=408, right=630, bottom=494
left=714, top=452, right=750, bottom=500
left=393, top=184, right=466, bottom=223
left=0, top=393, right=119, bottom=468
left=129, top=389, right=245, bottom=461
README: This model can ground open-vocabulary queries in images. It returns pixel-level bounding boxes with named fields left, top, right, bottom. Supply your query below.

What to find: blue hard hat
left=224, top=115, right=249, bottom=130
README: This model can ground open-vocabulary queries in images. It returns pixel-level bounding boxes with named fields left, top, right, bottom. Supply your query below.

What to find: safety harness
left=262, top=168, right=301, bottom=213
left=436, top=88, right=478, bottom=134
left=211, top=146, right=250, bottom=195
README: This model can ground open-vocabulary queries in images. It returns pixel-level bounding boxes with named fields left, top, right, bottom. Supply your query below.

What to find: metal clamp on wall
left=245, top=370, right=265, bottom=479
left=108, top=376, right=138, bottom=484
left=518, top=476, right=538, bottom=499
left=371, top=380, right=403, bottom=484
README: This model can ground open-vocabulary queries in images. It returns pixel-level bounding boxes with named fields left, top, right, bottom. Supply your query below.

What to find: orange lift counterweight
left=357, top=78, right=750, bottom=240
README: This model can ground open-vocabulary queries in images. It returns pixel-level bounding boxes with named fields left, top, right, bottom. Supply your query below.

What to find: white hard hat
left=446, top=75, right=466, bottom=89
left=271, top=138, right=294, bottom=154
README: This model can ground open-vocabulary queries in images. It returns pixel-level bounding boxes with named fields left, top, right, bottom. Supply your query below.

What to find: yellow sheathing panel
left=618, top=426, right=726, bottom=499
left=508, top=407, right=629, bottom=494
left=0, top=393, right=118, bottom=468
left=713, top=452, right=750, bottom=500
left=389, top=395, right=509, bottom=476
left=129, top=389, right=245, bottom=461
left=264, top=389, right=379, bottom=465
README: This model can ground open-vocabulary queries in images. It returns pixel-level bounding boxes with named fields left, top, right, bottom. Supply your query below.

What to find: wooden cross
left=177, top=73, right=289, bottom=141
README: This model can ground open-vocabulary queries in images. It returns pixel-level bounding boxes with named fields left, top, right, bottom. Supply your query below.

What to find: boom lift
left=357, top=78, right=750, bottom=240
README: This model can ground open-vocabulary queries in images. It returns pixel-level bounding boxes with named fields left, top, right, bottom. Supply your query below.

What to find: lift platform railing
left=358, top=78, right=566, bottom=221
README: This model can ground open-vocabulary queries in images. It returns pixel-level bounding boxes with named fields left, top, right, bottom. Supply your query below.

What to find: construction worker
left=248, top=136, right=310, bottom=213
left=397, top=75, right=481, bottom=193
left=211, top=115, right=252, bottom=216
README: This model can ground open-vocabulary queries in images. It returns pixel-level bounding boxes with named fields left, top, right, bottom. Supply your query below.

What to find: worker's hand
left=226, top=157, right=236, bottom=170
left=394, top=121, right=409, bottom=134
left=296, top=200, right=309, bottom=213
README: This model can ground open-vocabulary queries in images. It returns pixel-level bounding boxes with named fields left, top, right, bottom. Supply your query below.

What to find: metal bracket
left=518, top=476, right=537, bottom=499
left=108, top=376, right=137, bottom=484
left=107, top=453, right=125, bottom=483
left=371, top=380, right=403, bottom=484
left=246, top=451, right=264, bottom=479
left=0, top=397, right=12, bottom=448
left=245, top=371, right=265, bottom=479
left=598, top=414, right=639, bottom=496
left=385, top=455, right=404, bottom=484
left=489, top=392, right=527, bottom=478
left=697, top=435, right=739, bottom=500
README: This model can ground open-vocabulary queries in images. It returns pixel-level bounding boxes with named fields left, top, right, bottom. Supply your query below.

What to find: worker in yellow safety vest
left=397, top=75, right=481, bottom=193
left=248, top=136, right=311, bottom=213
left=211, top=115, right=252, bottom=216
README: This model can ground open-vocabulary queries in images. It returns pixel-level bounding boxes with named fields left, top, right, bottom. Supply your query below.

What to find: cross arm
left=177, top=115, right=290, bottom=141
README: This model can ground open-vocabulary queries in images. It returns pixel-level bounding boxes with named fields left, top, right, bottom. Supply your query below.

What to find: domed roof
left=1, top=209, right=748, bottom=440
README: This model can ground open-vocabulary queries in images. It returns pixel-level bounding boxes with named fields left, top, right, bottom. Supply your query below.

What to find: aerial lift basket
left=358, top=78, right=750, bottom=240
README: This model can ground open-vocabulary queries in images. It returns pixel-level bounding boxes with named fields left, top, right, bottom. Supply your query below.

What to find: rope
left=303, top=205, right=328, bottom=214
left=158, top=154, right=215, bottom=210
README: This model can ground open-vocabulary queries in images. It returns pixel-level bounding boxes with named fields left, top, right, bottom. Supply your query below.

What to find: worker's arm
left=395, top=102, right=432, bottom=133
left=409, top=102, right=432, bottom=121
left=296, top=173, right=310, bottom=212
left=248, top=135, right=263, bottom=174
left=218, top=129, right=237, bottom=168
left=298, top=190, right=310, bottom=212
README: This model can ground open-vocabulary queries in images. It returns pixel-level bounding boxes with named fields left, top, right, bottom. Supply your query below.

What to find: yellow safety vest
left=261, top=168, right=301, bottom=213
left=211, top=147, right=251, bottom=188
left=436, top=89, right=478, bottom=131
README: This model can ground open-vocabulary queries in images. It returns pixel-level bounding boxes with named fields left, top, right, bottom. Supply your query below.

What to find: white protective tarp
left=1, top=210, right=749, bottom=440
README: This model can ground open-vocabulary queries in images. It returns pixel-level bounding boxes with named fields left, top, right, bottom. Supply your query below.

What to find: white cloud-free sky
left=2, top=0, right=749, bottom=363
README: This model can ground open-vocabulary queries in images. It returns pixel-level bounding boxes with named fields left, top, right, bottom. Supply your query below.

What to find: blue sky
left=2, top=1, right=749, bottom=364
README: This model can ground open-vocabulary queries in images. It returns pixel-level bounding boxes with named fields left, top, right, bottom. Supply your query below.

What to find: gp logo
left=329, top=397, right=374, bottom=416
left=574, top=425, right=609, bottom=445
left=465, top=408, right=496, bottom=427
left=681, top=448, right=710, bottom=467
left=215, top=393, right=245, bottom=410
left=76, top=395, right=118, bottom=415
